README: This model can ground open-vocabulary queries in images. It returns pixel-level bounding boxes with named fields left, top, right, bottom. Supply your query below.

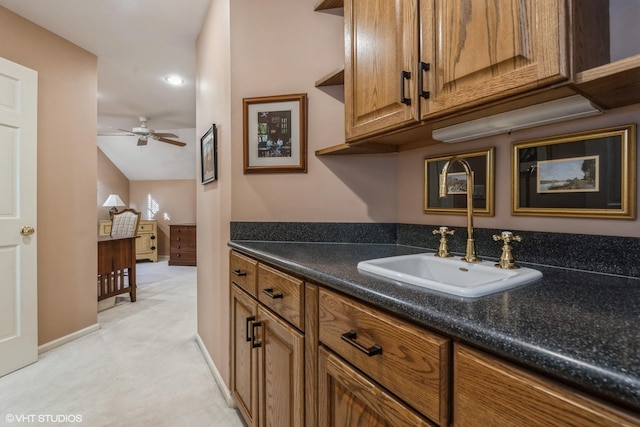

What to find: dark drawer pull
left=341, top=331, right=382, bottom=357
left=251, top=321, right=262, bottom=348
left=418, top=61, right=431, bottom=99
left=400, top=70, right=411, bottom=105
left=245, top=316, right=255, bottom=342
left=232, top=269, right=247, bottom=277
left=262, top=288, right=283, bottom=299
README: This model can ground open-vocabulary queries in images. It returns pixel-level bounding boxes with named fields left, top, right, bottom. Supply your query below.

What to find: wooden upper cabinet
left=421, top=0, right=570, bottom=119
left=344, top=0, right=420, bottom=142
left=344, top=0, right=570, bottom=143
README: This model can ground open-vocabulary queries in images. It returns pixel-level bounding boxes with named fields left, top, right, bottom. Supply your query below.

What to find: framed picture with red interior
left=242, top=93, right=307, bottom=174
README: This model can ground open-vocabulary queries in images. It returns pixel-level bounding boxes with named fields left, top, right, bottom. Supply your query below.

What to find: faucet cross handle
left=432, top=226, right=454, bottom=258
left=433, top=226, right=455, bottom=238
left=492, top=231, right=522, bottom=269
left=492, top=231, right=522, bottom=244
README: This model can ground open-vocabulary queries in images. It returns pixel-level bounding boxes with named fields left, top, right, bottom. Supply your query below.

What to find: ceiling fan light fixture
left=165, top=75, right=184, bottom=86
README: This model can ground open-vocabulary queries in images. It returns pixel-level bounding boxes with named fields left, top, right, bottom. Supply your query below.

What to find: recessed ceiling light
left=165, top=75, right=184, bottom=85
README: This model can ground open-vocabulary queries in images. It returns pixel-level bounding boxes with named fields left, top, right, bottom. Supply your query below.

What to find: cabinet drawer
left=258, top=264, right=304, bottom=331
left=319, top=288, right=450, bottom=426
left=230, top=251, right=258, bottom=297
left=454, top=344, right=640, bottom=427
left=319, top=347, right=436, bottom=427
left=171, top=241, right=196, bottom=252
left=171, top=227, right=196, bottom=240
left=138, top=222, right=156, bottom=233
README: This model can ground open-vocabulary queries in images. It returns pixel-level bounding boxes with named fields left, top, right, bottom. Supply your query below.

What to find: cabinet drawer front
left=319, top=347, right=436, bottom=427
left=230, top=251, right=258, bottom=297
left=138, top=220, right=157, bottom=233
left=319, top=289, right=449, bottom=426
left=454, top=344, right=640, bottom=427
left=171, top=227, right=196, bottom=240
left=258, top=264, right=304, bottom=331
left=171, top=241, right=196, bottom=251
left=170, top=252, right=196, bottom=261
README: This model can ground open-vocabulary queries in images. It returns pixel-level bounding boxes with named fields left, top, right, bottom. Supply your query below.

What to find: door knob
left=21, top=226, right=35, bottom=236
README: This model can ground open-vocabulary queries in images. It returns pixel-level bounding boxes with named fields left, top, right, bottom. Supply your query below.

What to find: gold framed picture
left=423, top=147, right=495, bottom=216
left=512, top=124, right=636, bottom=219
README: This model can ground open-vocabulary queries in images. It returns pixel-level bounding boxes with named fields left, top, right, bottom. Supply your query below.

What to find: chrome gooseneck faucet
left=439, top=157, right=479, bottom=263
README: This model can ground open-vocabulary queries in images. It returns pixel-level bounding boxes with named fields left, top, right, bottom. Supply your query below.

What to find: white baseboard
left=38, top=323, right=100, bottom=354
left=195, top=333, right=235, bottom=407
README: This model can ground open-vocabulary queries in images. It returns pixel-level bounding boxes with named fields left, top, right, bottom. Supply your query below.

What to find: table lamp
left=103, top=194, right=125, bottom=215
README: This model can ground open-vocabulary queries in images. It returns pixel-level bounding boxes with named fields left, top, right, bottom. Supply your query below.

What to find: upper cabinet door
left=345, top=0, right=420, bottom=142
left=421, top=0, right=570, bottom=120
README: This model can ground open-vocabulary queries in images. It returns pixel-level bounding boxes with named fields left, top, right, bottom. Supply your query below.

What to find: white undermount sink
left=357, top=253, right=542, bottom=298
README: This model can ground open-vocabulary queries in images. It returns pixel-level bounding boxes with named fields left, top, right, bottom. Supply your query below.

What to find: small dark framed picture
left=424, top=147, right=495, bottom=216
left=200, top=124, right=217, bottom=184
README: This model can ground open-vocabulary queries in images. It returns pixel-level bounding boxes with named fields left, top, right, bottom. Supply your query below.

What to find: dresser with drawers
left=169, top=224, right=197, bottom=266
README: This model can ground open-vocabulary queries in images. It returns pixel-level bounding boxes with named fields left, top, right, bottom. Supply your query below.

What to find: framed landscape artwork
left=512, top=124, right=636, bottom=219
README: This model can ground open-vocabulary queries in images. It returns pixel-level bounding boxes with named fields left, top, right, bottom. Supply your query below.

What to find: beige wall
left=129, top=180, right=196, bottom=256
left=196, top=0, right=400, bottom=387
left=97, top=148, right=129, bottom=221
left=196, top=0, right=232, bottom=389
left=398, top=103, right=640, bottom=237
left=229, top=1, right=398, bottom=222
left=0, top=7, right=98, bottom=345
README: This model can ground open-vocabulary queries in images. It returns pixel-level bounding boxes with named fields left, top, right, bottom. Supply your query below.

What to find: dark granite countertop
left=228, top=240, right=640, bottom=413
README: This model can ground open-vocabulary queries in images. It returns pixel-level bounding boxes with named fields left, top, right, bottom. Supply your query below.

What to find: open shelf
left=315, top=68, right=344, bottom=87
left=315, top=142, right=398, bottom=156
left=315, top=0, right=344, bottom=11
left=575, top=54, right=640, bottom=109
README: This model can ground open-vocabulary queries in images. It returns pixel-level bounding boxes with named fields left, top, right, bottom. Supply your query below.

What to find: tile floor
left=0, top=261, right=244, bottom=427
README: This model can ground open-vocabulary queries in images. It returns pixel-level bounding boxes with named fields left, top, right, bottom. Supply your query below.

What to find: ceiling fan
left=108, top=116, right=187, bottom=147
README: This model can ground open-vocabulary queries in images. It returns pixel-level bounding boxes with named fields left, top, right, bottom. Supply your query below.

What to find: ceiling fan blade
left=137, top=137, right=147, bottom=146
left=152, top=132, right=179, bottom=138
left=117, top=128, right=135, bottom=134
left=155, top=136, right=186, bottom=147
left=97, top=132, right=134, bottom=136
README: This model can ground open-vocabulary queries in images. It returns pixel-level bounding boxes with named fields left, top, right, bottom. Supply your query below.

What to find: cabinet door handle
left=262, top=288, right=283, bottom=299
left=232, top=269, right=247, bottom=277
left=341, top=331, right=382, bottom=357
left=245, top=316, right=255, bottom=342
left=418, top=61, right=430, bottom=99
left=251, top=321, right=262, bottom=348
left=400, top=70, right=412, bottom=105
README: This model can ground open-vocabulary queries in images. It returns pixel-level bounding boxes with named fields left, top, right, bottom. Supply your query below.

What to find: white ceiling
left=0, top=0, right=212, bottom=180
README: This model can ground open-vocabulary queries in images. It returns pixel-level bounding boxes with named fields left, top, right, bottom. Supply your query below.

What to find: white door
left=0, top=56, right=38, bottom=377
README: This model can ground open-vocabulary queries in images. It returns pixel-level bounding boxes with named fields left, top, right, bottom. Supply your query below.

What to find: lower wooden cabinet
left=318, top=346, right=435, bottom=427
left=318, top=288, right=449, bottom=426
left=256, top=305, right=304, bottom=427
left=453, top=344, right=640, bottom=427
left=230, top=251, right=313, bottom=427
left=230, top=250, right=640, bottom=427
left=231, top=285, right=258, bottom=427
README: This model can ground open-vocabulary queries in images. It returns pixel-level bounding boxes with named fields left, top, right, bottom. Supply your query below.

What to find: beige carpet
left=0, top=261, right=243, bottom=427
